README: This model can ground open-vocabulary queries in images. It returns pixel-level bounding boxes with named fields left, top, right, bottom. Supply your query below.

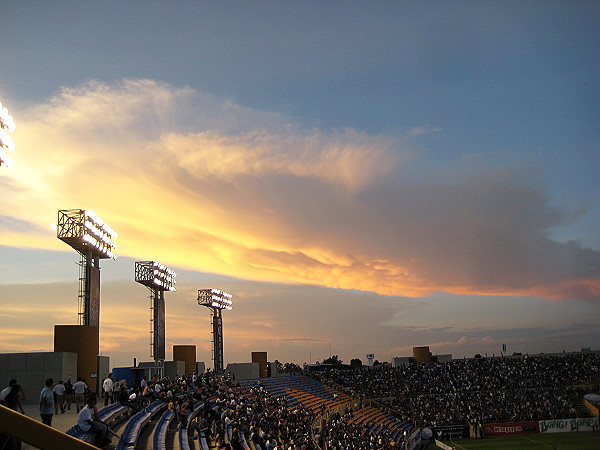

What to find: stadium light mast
left=0, top=101, right=17, bottom=167
left=197, top=289, right=233, bottom=374
left=57, top=209, right=117, bottom=326
left=135, top=261, right=176, bottom=363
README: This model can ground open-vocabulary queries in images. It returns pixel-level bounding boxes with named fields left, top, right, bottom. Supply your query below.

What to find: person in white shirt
left=102, top=374, right=114, bottom=406
left=0, top=379, right=17, bottom=401
left=53, top=381, right=66, bottom=414
left=77, top=397, right=109, bottom=446
left=72, top=377, right=88, bottom=413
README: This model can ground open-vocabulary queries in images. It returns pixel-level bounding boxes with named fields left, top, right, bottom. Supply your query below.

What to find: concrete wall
left=54, top=325, right=99, bottom=385
left=173, top=345, right=196, bottom=376
left=97, top=356, right=110, bottom=394
left=0, top=352, right=77, bottom=404
left=392, top=357, right=412, bottom=367
left=413, top=346, right=431, bottom=363
left=164, top=361, right=186, bottom=380
left=224, top=362, right=259, bottom=380
left=251, top=352, right=268, bottom=378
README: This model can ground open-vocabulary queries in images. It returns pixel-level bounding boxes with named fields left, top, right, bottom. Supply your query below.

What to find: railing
left=0, top=404, right=97, bottom=449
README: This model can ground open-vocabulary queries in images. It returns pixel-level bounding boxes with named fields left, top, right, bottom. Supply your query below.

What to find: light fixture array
left=0, top=101, right=16, bottom=167
left=198, top=288, right=233, bottom=310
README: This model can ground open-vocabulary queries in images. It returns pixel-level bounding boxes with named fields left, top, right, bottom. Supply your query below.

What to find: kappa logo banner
left=483, top=421, right=538, bottom=436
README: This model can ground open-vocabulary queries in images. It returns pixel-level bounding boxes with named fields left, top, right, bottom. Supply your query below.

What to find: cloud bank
left=2, top=79, right=598, bottom=301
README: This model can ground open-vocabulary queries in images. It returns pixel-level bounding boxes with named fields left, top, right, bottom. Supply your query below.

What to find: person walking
left=1, top=383, right=25, bottom=414
left=73, top=377, right=88, bottom=413
left=103, top=373, right=114, bottom=406
left=39, top=378, right=55, bottom=426
left=64, top=378, right=74, bottom=410
left=0, top=383, right=25, bottom=449
left=54, top=380, right=66, bottom=414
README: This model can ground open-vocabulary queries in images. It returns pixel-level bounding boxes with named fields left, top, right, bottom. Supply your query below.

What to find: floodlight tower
left=57, top=209, right=117, bottom=326
left=135, top=261, right=176, bottom=363
left=0, top=101, right=17, bottom=167
left=197, top=289, right=233, bottom=374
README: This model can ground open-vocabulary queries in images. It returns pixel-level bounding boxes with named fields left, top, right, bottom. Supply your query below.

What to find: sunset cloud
left=2, top=79, right=598, bottom=302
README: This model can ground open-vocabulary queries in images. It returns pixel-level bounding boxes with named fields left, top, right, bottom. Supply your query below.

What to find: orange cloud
left=1, top=79, right=598, bottom=302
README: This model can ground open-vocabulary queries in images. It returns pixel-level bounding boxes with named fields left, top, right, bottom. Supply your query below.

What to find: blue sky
left=0, top=1, right=599, bottom=367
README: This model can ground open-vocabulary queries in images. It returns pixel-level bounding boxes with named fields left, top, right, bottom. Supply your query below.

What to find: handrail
left=0, top=404, right=97, bottom=449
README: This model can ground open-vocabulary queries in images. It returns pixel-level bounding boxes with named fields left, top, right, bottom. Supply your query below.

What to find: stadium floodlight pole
left=197, top=289, right=233, bottom=375
left=57, top=209, right=117, bottom=326
left=0, top=101, right=17, bottom=167
left=135, top=261, right=176, bottom=363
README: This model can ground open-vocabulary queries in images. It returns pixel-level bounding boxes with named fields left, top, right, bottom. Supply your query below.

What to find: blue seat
left=199, top=430, right=211, bottom=450
left=115, top=410, right=151, bottom=449
left=65, top=424, right=94, bottom=443
left=178, top=401, right=205, bottom=450
left=239, top=430, right=252, bottom=450
left=146, top=399, right=166, bottom=415
left=98, top=402, right=129, bottom=426
left=152, top=409, right=175, bottom=450
left=178, top=424, right=192, bottom=450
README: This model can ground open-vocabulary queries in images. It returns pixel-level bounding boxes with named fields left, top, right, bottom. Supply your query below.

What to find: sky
left=0, top=1, right=599, bottom=369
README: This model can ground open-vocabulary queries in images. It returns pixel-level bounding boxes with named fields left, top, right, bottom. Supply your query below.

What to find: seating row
left=65, top=402, right=130, bottom=444
left=178, top=401, right=204, bottom=450
left=115, top=400, right=166, bottom=449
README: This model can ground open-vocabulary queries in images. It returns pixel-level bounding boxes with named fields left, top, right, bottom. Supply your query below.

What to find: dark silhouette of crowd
left=319, top=410, right=405, bottom=449
left=311, top=352, right=600, bottom=427
left=109, top=372, right=316, bottom=449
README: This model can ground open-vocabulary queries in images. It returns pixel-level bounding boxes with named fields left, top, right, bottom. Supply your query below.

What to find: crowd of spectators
left=312, top=352, right=600, bottom=427
left=103, top=372, right=317, bottom=449
left=5, top=352, right=597, bottom=448
left=319, top=410, right=403, bottom=449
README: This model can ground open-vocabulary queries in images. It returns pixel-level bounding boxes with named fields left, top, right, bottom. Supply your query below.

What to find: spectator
left=73, top=377, right=88, bottom=413
left=0, top=379, right=17, bottom=401
left=1, top=383, right=25, bottom=414
left=77, top=396, right=110, bottom=447
left=39, top=378, right=55, bottom=426
left=102, top=373, right=114, bottom=406
left=64, top=378, right=74, bottom=411
left=53, top=380, right=66, bottom=414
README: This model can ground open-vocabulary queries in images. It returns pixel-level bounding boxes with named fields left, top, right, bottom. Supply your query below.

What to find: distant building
left=391, top=346, right=453, bottom=366
left=251, top=352, right=268, bottom=378
left=392, top=357, right=411, bottom=367
left=224, top=362, right=259, bottom=380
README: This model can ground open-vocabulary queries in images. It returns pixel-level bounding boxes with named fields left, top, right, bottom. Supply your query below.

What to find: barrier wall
left=482, top=421, right=538, bottom=436
left=539, top=417, right=598, bottom=433
left=431, top=424, right=469, bottom=439
left=0, top=404, right=96, bottom=449
left=481, top=417, right=599, bottom=436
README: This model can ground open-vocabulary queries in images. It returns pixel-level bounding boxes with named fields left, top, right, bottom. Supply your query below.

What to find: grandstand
left=1, top=351, right=599, bottom=449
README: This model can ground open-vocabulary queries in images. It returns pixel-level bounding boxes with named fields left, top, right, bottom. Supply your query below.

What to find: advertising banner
left=431, top=425, right=469, bottom=439
left=539, top=417, right=599, bottom=433
left=154, top=291, right=166, bottom=361
left=482, top=421, right=538, bottom=436
left=88, top=265, right=101, bottom=327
